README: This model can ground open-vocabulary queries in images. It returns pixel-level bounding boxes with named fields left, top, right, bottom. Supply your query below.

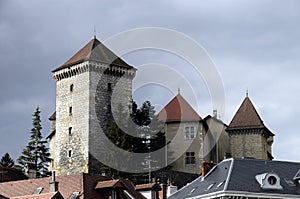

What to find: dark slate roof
left=158, top=94, right=202, bottom=123
left=169, top=158, right=300, bottom=199
left=49, top=112, right=56, bottom=121
left=53, top=38, right=133, bottom=72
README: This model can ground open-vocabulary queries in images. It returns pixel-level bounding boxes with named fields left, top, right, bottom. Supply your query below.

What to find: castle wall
left=229, top=130, right=267, bottom=160
left=53, top=63, right=90, bottom=175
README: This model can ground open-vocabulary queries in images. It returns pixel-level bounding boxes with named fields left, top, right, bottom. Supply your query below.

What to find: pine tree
left=0, top=153, right=14, bottom=167
left=17, top=107, right=50, bottom=178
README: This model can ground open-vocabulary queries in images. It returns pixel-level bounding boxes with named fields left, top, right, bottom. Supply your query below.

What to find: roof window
left=255, top=172, right=283, bottom=190
left=33, top=187, right=43, bottom=194
left=69, top=192, right=80, bottom=199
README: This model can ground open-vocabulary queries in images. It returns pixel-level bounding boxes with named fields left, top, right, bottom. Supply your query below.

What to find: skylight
left=206, top=183, right=215, bottom=190
left=69, top=192, right=80, bottom=199
left=32, top=187, right=43, bottom=195
left=190, top=186, right=198, bottom=194
left=284, top=179, right=296, bottom=187
left=216, top=181, right=225, bottom=188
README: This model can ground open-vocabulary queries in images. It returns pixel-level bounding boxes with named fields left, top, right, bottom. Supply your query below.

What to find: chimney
left=167, top=183, right=177, bottom=197
left=201, top=160, right=216, bottom=178
left=25, top=163, right=36, bottom=179
left=213, top=109, right=218, bottom=118
left=159, top=183, right=167, bottom=199
left=49, top=171, right=59, bottom=192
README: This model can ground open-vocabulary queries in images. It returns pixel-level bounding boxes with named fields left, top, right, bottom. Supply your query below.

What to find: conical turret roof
left=53, top=38, right=133, bottom=72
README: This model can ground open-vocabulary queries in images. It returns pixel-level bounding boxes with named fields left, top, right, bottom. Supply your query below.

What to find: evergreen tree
left=0, top=153, right=14, bottom=167
left=17, top=107, right=50, bottom=178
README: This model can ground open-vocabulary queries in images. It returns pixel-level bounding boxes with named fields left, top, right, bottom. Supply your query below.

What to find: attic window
left=255, top=172, right=283, bottom=190
left=69, top=192, right=80, bottom=199
left=33, top=187, right=43, bottom=194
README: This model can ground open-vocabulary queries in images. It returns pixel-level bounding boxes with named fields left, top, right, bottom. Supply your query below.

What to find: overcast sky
left=0, top=0, right=299, bottom=163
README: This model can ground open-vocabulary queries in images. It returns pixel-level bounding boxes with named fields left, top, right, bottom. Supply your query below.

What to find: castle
left=47, top=37, right=274, bottom=177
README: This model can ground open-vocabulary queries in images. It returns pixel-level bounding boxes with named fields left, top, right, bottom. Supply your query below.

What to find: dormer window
left=255, top=172, right=283, bottom=190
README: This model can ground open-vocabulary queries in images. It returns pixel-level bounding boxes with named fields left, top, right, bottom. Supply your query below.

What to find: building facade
left=48, top=38, right=136, bottom=175
left=48, top=37, right=275, bottom=178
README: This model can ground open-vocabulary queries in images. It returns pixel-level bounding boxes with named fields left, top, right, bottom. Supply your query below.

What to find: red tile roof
left=0, top=173, right=110, bottom=199
left=158, top=94, right=202, bottom=122
left=11, top=192, right=63, bottom=199
left=53, top=38, right=133, bottom=72
left=228, top=97, right=264, bottom=128
left=94, top=179, right=121, bottom=189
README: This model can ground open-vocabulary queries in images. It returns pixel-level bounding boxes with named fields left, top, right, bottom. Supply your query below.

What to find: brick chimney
left=49, top=171, right=59, bottom=192
left=201, top=160, right=216, bottom=178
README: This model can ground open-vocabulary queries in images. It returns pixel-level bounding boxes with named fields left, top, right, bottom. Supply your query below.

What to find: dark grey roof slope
left=169, top=158, right=300, bottom=199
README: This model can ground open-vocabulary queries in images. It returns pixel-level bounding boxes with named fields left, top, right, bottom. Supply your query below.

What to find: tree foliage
left=0, top=153, right=14, bottom=167
left=17, top=107, right=50, bottom=178
left=102, top=101, right=166, bottom=182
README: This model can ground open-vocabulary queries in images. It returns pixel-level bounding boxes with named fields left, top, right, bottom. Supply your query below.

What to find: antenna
left=246, top=88, right=249, bottom=97
left=93, top=25, right=96, bottom=39
left=178, top=88, right=180, bottom=94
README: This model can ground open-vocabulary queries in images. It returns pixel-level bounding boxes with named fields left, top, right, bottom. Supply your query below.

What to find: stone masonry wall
left=53, top=63, right=90, bottom=175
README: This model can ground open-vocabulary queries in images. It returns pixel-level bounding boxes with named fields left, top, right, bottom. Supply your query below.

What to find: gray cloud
left=0, top=0, right=299, bottom=162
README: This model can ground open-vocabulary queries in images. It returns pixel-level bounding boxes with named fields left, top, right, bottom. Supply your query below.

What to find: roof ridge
left=223, top=158, right=234, bottom=191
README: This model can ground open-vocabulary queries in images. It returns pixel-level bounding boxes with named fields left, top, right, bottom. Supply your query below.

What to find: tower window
left=107, top=83, right=112, bottom=91
left=68, top=127, right=72, bottom=135
left=185, top=152, right=196, bottom=164
left=68, top=150, right=72, bottom=158
left=69, top=106, right=73, bottom=116
left=70, top=84, right=74, bottom=92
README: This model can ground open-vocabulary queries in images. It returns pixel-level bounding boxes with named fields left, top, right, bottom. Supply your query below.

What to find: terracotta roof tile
left=94, top=179, right=121, bottom=189
left=135, top=183, right=156, bottom=190
left=10, top=192, right=63, bottom=199
left=0, top=173, right=83, bottom=199
left=53, top=38, right=133, bottom=72
left=228, top=97, right=264, bottom=128
left=158, top=94, right=202, bottom=122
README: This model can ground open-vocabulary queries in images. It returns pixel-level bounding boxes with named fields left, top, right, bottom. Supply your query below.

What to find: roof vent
left=255, top=172, right=282, bottom=190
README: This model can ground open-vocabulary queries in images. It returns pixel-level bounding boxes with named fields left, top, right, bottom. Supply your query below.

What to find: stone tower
left=226, top=96, right=274, bottom=160
left=48, top=38, right=136, bottom=175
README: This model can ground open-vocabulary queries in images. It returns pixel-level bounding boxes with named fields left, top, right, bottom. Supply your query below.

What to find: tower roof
left=229, top=96, right=264, bottom=128
left=228, top=97, right=274, bottom=136
left=158, top=94, right=202, bottom=122
left=53, top=38, right=133, bottom=72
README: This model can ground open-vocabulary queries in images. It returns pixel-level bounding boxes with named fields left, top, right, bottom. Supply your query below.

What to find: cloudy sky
left=0, top=0, right=299, bottom=163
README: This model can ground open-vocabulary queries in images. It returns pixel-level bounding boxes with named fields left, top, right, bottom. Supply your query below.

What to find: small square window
left=185, top=152, right=196, bottom=165
left=70, top=84, right=74, bottom=92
